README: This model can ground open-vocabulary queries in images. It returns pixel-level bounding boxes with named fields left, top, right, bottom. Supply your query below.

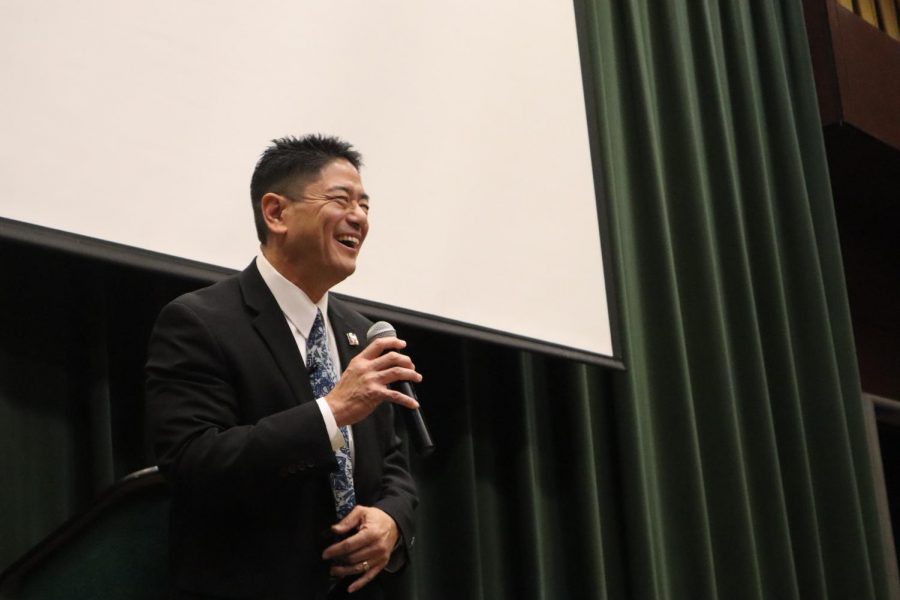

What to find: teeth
left=337, top=235, right=359, bottom=248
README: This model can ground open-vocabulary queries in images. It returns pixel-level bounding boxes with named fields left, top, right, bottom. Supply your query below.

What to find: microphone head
left=366, top=321, right=397, bottom=343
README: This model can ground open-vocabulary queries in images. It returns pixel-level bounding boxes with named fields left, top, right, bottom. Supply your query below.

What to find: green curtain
left=1, top=0, right=894, bottom=599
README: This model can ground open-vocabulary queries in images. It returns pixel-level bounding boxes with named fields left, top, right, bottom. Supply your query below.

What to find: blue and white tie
left=307, top=309, right=356, bottom=520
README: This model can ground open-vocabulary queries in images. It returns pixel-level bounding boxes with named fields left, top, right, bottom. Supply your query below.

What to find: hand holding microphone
left=323, top=321, right=434, bottom=455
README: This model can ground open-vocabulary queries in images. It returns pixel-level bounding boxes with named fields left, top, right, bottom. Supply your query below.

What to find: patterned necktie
left=306, top=309, right=356, bottom=520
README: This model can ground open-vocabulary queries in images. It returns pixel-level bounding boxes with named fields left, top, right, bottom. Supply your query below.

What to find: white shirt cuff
left=316, top=397, right=345, bottom=452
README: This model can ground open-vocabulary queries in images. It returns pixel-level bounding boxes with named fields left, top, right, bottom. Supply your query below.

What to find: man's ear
left=260, top=193, right=289, bottom=236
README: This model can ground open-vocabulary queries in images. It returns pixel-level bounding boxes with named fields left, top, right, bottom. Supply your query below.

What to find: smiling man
left=146, top=135, right=419, bottom=599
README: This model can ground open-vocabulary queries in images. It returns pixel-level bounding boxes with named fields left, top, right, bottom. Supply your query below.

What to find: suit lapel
left=329, top=300, right=366, bottom=368
left=328, top=298, right=375, bottom=482
left=238, top=262, right=314, bottom=407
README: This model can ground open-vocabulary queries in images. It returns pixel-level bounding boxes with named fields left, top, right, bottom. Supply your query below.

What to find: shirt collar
left=255, top=251, right=328, bottom=341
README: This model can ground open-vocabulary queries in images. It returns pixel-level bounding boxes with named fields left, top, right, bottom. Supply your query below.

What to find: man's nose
left=346, top=202, right=367, bottom=226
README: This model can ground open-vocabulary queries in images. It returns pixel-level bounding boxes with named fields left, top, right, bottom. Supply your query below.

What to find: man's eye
left=360, top=203, right=370, bottom=213
left=329, top=196, right=350, bottom=205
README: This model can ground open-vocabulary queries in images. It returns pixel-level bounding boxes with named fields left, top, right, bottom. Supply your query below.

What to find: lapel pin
left=346, top=332, right=359, bottom=346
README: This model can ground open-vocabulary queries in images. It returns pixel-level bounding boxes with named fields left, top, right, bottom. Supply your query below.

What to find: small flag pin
left=346, top=332, right=359, bottom=346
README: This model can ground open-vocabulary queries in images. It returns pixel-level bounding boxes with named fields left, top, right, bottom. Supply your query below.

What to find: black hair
left=250, top=134, right=363, bottom=243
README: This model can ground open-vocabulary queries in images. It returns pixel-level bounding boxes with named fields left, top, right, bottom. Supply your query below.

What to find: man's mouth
left=336, top=235, right=360, bottom=249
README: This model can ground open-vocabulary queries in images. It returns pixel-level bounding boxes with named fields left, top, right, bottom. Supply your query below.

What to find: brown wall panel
left=829, top=2, right=900, bottom=148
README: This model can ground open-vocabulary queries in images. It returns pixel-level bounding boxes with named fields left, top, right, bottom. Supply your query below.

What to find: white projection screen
left=0, top=0, right=621, bottom=366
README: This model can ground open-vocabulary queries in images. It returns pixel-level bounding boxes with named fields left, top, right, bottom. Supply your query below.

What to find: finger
left=370, top=351, right=414, bottom=371
left=347, top=561, right=386, bottom=594
left=323, top=523, right=378, bottom=561
left=386, top=389, right=420, bottom=410
left=378, top=367, right=422, bottom=386
left=359, top=337, right=406, bottom=359
left=331, top=506, right=365, bottom=535
left=341, top=546, right=380, bottom=566
left=322, top=532, right=365, bottom=561
left=322, top=537, right=353, bottom=561
left=328, top=554, right=380, bottom=578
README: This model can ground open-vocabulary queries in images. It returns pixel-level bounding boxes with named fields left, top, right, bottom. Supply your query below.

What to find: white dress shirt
left=255, top=252, right=351, bottom=456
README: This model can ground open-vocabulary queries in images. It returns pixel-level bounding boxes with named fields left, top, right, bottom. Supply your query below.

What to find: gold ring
left=362, top=560, right=370, bottom=572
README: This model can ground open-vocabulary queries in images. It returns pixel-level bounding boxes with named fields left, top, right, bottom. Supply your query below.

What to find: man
left=146, top=135, right=419, bottom=599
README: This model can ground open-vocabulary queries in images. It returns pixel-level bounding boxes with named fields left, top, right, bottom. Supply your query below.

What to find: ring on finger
left=361, top=560, right=370, bottom=572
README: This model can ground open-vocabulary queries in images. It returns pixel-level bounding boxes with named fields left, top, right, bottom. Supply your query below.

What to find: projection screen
left=0, top=0, right=620, bottom=366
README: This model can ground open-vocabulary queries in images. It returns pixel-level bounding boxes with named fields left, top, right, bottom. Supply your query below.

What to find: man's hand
left=325, top=337, right=421, bottom=427
left=322, top=506, right=400, bottom=593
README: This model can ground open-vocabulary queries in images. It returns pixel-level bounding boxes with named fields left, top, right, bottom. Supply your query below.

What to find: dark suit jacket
left=146, top=262, right=417, bottom=599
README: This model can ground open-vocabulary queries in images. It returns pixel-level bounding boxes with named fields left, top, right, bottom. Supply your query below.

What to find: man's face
left=280, top=158, right=369, bottom=292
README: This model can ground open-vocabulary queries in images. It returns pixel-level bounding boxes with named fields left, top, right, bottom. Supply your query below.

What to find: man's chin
left=330, top=261, right=357, bottom=283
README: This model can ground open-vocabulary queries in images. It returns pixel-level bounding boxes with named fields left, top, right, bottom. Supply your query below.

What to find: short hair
left=250, top=134, right=363, bottom=243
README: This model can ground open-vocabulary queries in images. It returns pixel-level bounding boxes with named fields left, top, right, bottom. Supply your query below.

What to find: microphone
left=366, top=321, right=435, bottom=456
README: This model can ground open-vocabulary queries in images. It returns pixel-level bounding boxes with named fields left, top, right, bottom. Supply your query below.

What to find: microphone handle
left=394, top=381, right=435, bottom=456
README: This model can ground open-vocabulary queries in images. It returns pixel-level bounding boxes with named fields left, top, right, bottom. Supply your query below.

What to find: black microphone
left=366, top=321, right=435, bottom=456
